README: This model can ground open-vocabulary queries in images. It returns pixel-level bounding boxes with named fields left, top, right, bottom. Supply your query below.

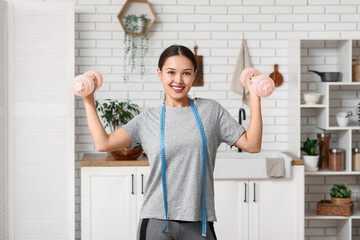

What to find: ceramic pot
left=302, top=92, right=323, bottom=104
left=336, top=112, right=349, bottom=127
left=303, top=155, right=319, bottom=170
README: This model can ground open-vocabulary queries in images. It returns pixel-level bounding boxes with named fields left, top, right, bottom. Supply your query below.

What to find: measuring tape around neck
left=160, top=96, right=208, bottom=237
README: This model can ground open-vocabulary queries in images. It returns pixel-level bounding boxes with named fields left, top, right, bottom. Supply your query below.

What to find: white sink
left=214, top=150, right=293, bottom=179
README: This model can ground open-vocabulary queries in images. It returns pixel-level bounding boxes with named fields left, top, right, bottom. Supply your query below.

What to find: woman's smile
left=171, top=85, right=185, bottom=93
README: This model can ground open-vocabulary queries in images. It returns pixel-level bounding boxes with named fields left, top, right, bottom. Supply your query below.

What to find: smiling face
left=157, top=55, right=197, bottom=107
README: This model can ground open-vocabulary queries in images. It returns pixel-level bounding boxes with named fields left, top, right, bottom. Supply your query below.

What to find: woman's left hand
left=246, top=76, right=259, bottom=99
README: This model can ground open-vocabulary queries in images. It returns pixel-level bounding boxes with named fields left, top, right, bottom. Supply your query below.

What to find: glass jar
left=352, top=148, right=360, bottom=171
left=317, top=133, right=331, bottom=169
left=329, top=148, right=344, bottom=171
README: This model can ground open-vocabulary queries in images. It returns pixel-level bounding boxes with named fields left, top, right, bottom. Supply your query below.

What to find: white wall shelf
left=301, top=104, right=326, bottom=108
left=305, top=209, right=360, bottom=219
left=323, top=82, right=360, bottom=85
left=305, top=170, right=360, bottom=175
left=292, top=39, right=360, bottom=170
left=290, top=38, right=360, bottom=240
left=326, top=126, right=360, bottom=130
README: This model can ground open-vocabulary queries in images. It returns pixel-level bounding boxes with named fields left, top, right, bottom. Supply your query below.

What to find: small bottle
left=352, top=148, right=360, bottom=171
left=317, top=133, right=331, bottom=169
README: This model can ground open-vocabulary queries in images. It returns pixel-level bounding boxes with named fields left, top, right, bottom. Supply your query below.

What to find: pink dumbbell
left=239, top=67, right=275, bottom=98
left=72, top=70, right=103, bottom=97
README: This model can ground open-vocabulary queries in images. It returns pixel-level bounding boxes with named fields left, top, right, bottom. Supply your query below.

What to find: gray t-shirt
left=122, top=97, right=245, bottom=222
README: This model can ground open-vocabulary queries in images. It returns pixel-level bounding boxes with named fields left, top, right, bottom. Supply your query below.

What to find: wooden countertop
left=81, top=153, right=149, bottom=167
left=283, top=151, right=305, bottom=166
left=81, top=152, right=304, bottom=167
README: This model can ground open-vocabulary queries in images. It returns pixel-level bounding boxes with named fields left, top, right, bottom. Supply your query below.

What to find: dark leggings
left=137, top=218, right=218, bottom=240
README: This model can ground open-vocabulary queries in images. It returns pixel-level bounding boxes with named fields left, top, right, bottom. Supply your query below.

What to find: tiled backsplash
left=75, top=1, right=360, bottom=239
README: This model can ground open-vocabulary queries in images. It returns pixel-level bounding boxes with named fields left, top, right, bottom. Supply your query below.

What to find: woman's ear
left=157, top=68, right=162, bottom=79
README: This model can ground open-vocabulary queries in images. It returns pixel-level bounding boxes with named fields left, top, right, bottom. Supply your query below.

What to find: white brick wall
left=74, top=0, right=360, bottom=239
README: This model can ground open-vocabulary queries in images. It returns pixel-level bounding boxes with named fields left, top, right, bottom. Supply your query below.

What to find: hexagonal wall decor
left=117, top=0, right=156, bottom=36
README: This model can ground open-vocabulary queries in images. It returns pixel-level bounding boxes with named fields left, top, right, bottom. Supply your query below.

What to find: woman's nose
left=174, top=73, right=184, bottom=83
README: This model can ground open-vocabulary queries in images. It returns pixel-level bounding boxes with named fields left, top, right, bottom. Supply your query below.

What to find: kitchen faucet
left=230, top=108, right=246, bottom=152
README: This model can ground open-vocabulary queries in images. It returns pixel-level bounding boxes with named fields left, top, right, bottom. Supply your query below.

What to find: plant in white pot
left=301, top=138, right=323, bottom=171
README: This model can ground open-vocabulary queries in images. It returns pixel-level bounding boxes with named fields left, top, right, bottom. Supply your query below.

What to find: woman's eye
left=168, top=71, right=175, bottom=75
left=184, top=72, right=191, bottom=75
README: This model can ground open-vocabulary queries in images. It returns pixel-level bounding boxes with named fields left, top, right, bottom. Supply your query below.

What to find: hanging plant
left=123, top=14, right=150, bottom=82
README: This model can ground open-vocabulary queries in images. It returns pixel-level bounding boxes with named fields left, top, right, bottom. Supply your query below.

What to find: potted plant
left=301, top=138, right=323, bottom=170
left=123, top=14, right=150, bottom=82
left=330, top=183, right=352, bottom=205
left=95, top=99, right=143, bottom=160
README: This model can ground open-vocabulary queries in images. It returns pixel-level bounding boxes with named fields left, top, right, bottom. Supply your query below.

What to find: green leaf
left=330, top=183, right=352, bottom=198
left=95, top=99, right=141, bottom=132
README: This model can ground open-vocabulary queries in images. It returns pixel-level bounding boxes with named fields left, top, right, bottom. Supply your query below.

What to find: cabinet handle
left=131, top=174, right=134, bottom=195
left=141, top=174, right=144, bottom=194
left=253, top=182, right=256, bottom=202
left=244, top=182, right=247, bottom=202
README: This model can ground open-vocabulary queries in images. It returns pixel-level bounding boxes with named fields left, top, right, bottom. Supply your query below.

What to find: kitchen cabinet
left=213, top=164, right=304, bottom=240
left=81, top=152, right=303, bottom=240
left=81, top=166, right=150, bottom=240
left=289, top=38, right=360, bottom=239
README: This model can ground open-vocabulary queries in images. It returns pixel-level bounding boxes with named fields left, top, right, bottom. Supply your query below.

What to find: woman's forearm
left=245, top=91, right=263, bottom=152
left=83, top=95, right=109, bottom=151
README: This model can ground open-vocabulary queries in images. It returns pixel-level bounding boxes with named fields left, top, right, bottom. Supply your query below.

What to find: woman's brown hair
left=158, top=45, right=197, bottom=71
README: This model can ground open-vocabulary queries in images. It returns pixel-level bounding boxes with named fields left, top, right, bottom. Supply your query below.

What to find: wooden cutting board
left=193, top=45, right=204, bottom=86
left=269, top=64, right=283, bottom=87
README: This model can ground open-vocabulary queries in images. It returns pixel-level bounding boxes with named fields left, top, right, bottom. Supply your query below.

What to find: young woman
left=83, top=45, right=262, bottom=240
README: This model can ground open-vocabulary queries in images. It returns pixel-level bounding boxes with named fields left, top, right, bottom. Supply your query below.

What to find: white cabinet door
left=81, top=167, right=138, bottom=240
left=0, top=2, right=7, bottom=239
left=215, top=168, right=303, bottom=240
left=136, top=167, right=150, bottom=220
left=250, top=176, right=300, bottom=240
left=213, top=180, right=249, bottom=240
left=7, top=0, right=75, bottom=239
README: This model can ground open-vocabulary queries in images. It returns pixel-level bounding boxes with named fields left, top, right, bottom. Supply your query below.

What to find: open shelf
left=117, top=0, right=156, bottom=35
left=301, top=104, right=326, bottom=108
left=306, top=209, right=360, bottom=219
left=301, top=39, right=351, bottom=83
left=328, top=84, right=360, bottom=129
left=292, top=38, right=360, bottom=240
left=353, top=219, right=360, bottom=239
left=305, top=169, right=360, bottom=175
left=325, top=126, right=360, bottom=130
left=325, top=82, right=360, bottom=85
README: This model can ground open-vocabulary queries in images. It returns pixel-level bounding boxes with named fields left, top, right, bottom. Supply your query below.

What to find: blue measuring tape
left=160, top=96, right=208, bottom=237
